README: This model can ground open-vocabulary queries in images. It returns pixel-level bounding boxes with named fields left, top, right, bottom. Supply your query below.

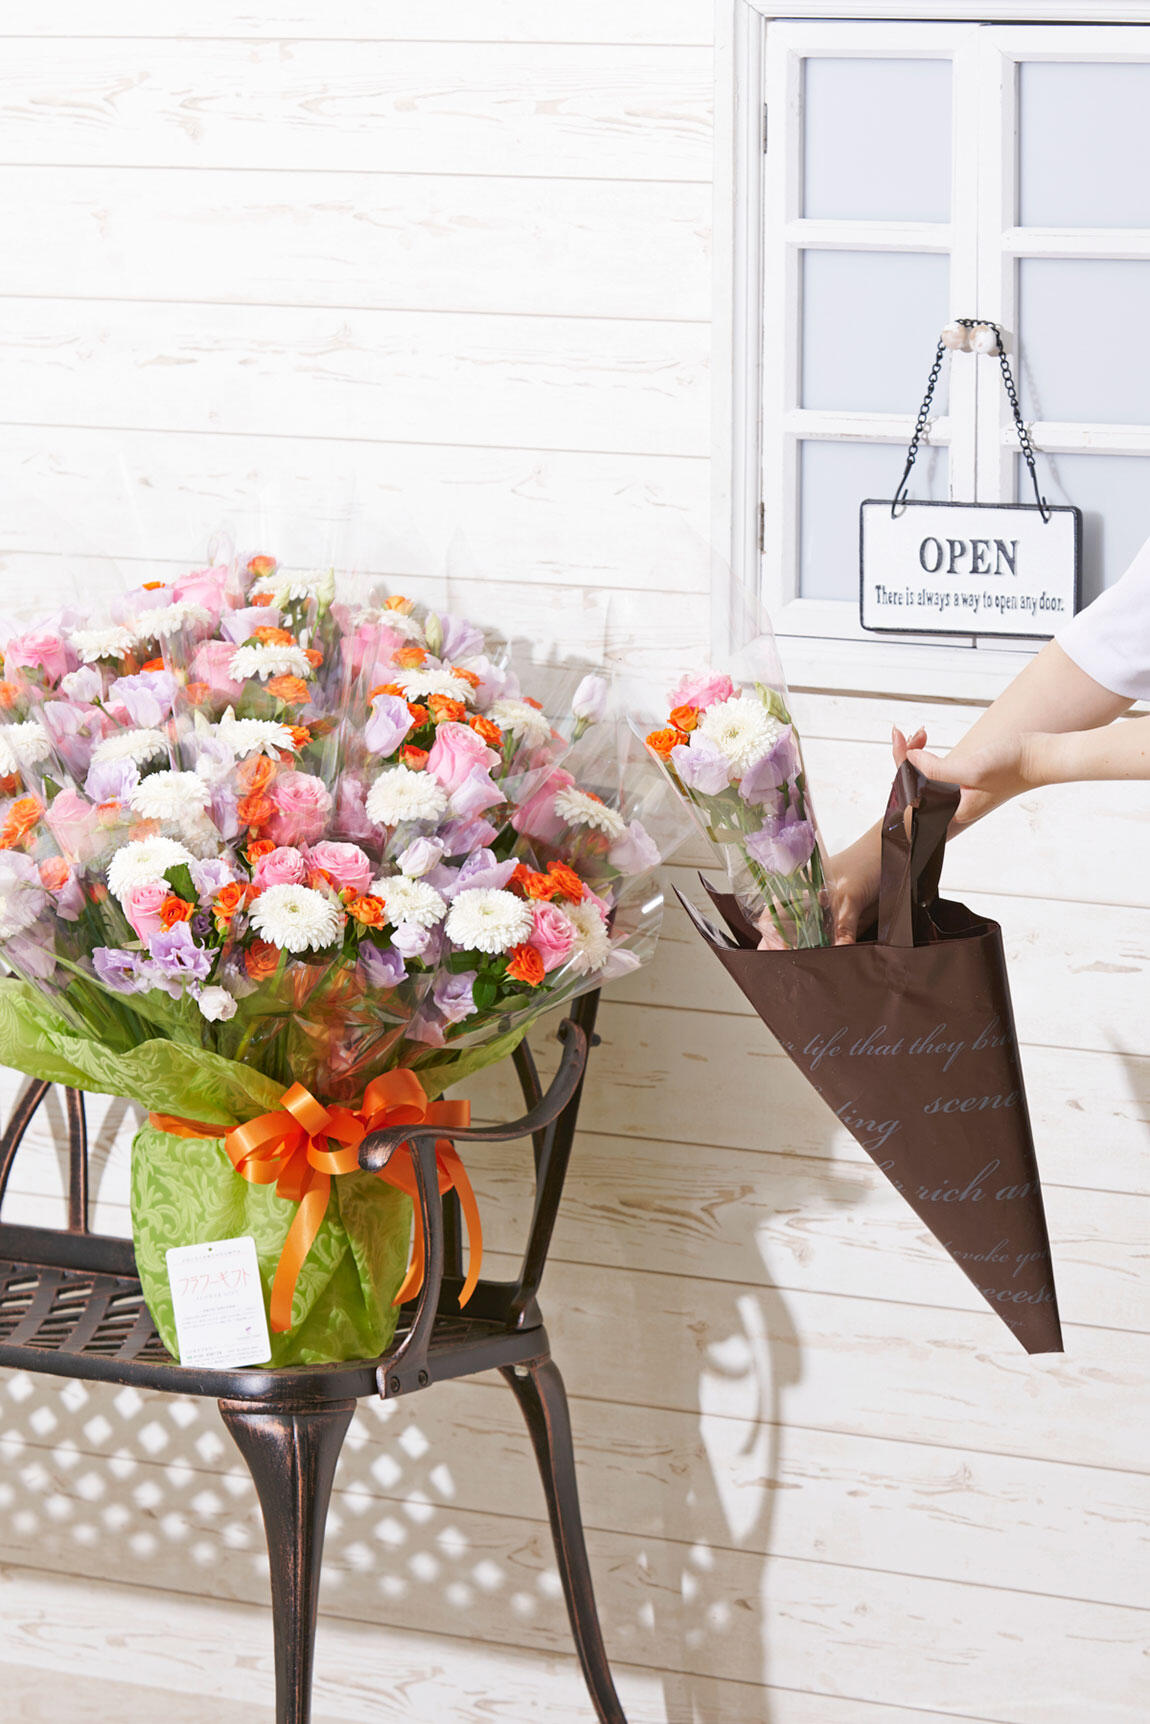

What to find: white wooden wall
left=1, top=7, right=1148, bottom=1723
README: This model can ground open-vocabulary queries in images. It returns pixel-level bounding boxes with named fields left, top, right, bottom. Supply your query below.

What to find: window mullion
left=975, top=27, right=1018, bottom=505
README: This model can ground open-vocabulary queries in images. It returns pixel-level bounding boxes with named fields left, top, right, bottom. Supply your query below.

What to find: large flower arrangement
left=0, top=555, right=674, bottom=1362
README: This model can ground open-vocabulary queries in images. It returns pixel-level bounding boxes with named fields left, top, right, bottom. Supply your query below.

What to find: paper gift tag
left=166, top=1235, right=272, bottom=1368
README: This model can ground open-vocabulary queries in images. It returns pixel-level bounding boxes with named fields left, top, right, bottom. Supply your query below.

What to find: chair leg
left=219, top=1398, right=355, bottom=1724
left=501, top=1357, right=628, bottom=1724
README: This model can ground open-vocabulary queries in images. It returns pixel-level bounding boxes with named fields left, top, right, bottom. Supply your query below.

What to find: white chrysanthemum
left=365, top=766, right=448, bottom=828
left=0, top=721, right=52, bottom=776
left=251, top=567, right=336, bottom=607
left=374, top=875, right=448, bottom=929
left=128, top=770, right=212, bottom=824
left=486, top=698, right=550, bottom=746
left=376, top=610, right=425, bottom=642
left=559, top=899, right=612, bottom=976
left=696, top=695, right=783, bottom=774
left=69, top=624, right=137, bottom=663
left=91, top=727, right=168, bottom=768
left=215, top=709, right=296, bottom=759
left=249, top=884, right=344, bottom=953
left=553, top=785, right=628, bottom=841
left=228, top=642, right=313, bottom=682
left=445, top=888, right=533, bottom=955
left=133, top=601, right=212, bottom=641
left=107, top=836, right=196, bottom=902
left=393, top=668, right=475, bottom=706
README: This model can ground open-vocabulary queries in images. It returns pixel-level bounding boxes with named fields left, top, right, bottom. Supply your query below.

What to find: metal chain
left=891, top=317, right=1051, bottom=523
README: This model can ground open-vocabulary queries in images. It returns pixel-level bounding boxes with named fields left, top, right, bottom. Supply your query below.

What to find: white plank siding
left=0, top=6, right=1147, bottom=1723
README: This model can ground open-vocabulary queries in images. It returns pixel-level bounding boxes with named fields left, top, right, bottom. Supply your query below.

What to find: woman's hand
left=900, top=728, right=1044, bottom=827
left=827, top=725, right=925, bottom=944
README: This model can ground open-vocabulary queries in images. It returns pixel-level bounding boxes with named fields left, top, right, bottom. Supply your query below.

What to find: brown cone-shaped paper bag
left=680, top=764, right=1062, bottom=1354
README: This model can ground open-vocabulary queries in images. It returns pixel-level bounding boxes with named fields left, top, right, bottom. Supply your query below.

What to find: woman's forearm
left=1033, top=712, right=1150, bottom=784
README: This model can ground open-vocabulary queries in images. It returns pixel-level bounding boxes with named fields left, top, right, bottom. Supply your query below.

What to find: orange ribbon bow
left=150, top=1072, right=477, bottom=1334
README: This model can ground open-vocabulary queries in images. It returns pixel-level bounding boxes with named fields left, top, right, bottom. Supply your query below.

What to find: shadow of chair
left=0, top=990, right=626, bottom=1724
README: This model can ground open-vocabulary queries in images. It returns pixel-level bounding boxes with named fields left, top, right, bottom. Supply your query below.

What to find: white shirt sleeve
left=1056, top=535, right=1150, bottom=701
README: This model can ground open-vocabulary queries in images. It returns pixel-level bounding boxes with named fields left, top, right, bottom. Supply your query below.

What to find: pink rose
left=668, top=670, right=736, bottom=712
left=341, top=620, right=407, bottom=679
left=510, top=768, right=574, bottom=845
left=306, top=841, right=372, bottom=896
left=252, top=846, right=308, bottom=889
left=44, top=789, right=101, bottom=864
left=189, top=640, right=244, bottom=701
left=426, top=722, right=497, bottom=795
left=529, top=902, right=576, bottom=973
left=3, top=629, right=73, bottom=686
left=124, top=880, right=171, bottom=943
left=264, top=772, right=333, bottom=847
left=171, top=565, right=229, bottom=615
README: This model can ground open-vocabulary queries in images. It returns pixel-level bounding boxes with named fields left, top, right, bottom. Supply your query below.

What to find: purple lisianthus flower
left=438, top=613, right=486, bottom=662
left=219, top=605, right=279, bottom=645
left=142, top=922, right=212, bottom=996
left=190, top=856, right=238, bottom=900
left=745, top=816, right=817, bottom=877
left=83, top=757, right=141, bottom=804
left=397, top=835, right=445, bottom=878
left=452, top=848, right=518, bottom=896
left=93, top=946, right=146, bottom=995
left=449, top=765, right=504, bottom=821
left=433, top=968, right=478, bottom=1026
left=670, top=737, right=730, bottom=796
left=108, top=670, right=176, bottom=728
left=5, top=932, right=59, bottom=985
left=59, top=665, right=104, bottom=704
left=359, top=942, right=407, bottom=990
left=210, top=783, right=240, bottom=840
left=364, top=693, right=414, bottom=758
left=607, top=819, right=661, bottom=876
left=405, top=1006, right=446, bottom=1048
left=740, top=728, right=797, bottom=805
left=391, top=921, right=433, bottom=960
left=334, top=773, right=376, bottom=843
left=438, top=815, right=499, bottom=856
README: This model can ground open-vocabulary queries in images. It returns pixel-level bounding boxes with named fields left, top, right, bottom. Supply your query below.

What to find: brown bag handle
left=878, top=763, right=961, bottom=947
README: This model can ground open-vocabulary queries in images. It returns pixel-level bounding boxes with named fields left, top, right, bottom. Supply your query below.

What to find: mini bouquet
left=0, top=555, right=678, bottom=1363
left=644, top=661, right=831, bottom=950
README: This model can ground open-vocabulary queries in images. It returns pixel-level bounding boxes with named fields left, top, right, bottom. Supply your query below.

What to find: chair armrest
left=358, top=1015, right=591, bottom=1398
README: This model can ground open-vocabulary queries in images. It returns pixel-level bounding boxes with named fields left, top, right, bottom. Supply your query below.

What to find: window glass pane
left=803, top=58, right=952, bottom=223
left=802, top=250, right=951, bottom=414
left=1019, top=451, right=1150, bottom=606
left=1019, top=62, right=1150, bottom=229
left=801, top=439, right=948, bottom=600
left=1018, top=259, right=1150, bottom=425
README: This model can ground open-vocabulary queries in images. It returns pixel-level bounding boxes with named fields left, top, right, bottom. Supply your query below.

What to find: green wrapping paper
left=0, top=979, right=526, bottom=1366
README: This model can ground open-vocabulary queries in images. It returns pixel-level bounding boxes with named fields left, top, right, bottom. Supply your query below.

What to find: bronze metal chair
left=0, top=990, right=626, bottom=1723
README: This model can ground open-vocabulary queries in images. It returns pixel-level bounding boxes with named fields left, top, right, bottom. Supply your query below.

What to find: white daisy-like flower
left=91, top=728, right=168, bottom=768
left=249, top=883, right=344, bottom=953
left=444, top=887, right=534, bottom=955
left=486, top=698, right=551, bottom=746
left=228, top=642, right=313, bottom=683
left=0, top=721, right=52, bottom=777
left=251, top=567, right=336, bottom=607
left=553, top=785, right=628, bottom=841
left=374, top=875, right=448, bottom=929
left=215, top=709, right=295, bottom=759
left=558, top=899, right=612, bottom=976
left=365, top=766, right=448, bottom=828
left=393, top=668, right=475, bottom=706
left=128, top=770, right=212, bottom=824
left=107, top=836, right=196, bottom=902
left=696, top=695, right=784, bottom=774
left=133, top=601, right=212, bottom=641
left=376, top=610, right=425, bottom=642
left=69, top=624, right=137, bottom=663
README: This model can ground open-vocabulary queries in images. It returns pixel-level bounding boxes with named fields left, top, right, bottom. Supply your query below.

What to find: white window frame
left=715, top=0, right=1150, bottom=700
